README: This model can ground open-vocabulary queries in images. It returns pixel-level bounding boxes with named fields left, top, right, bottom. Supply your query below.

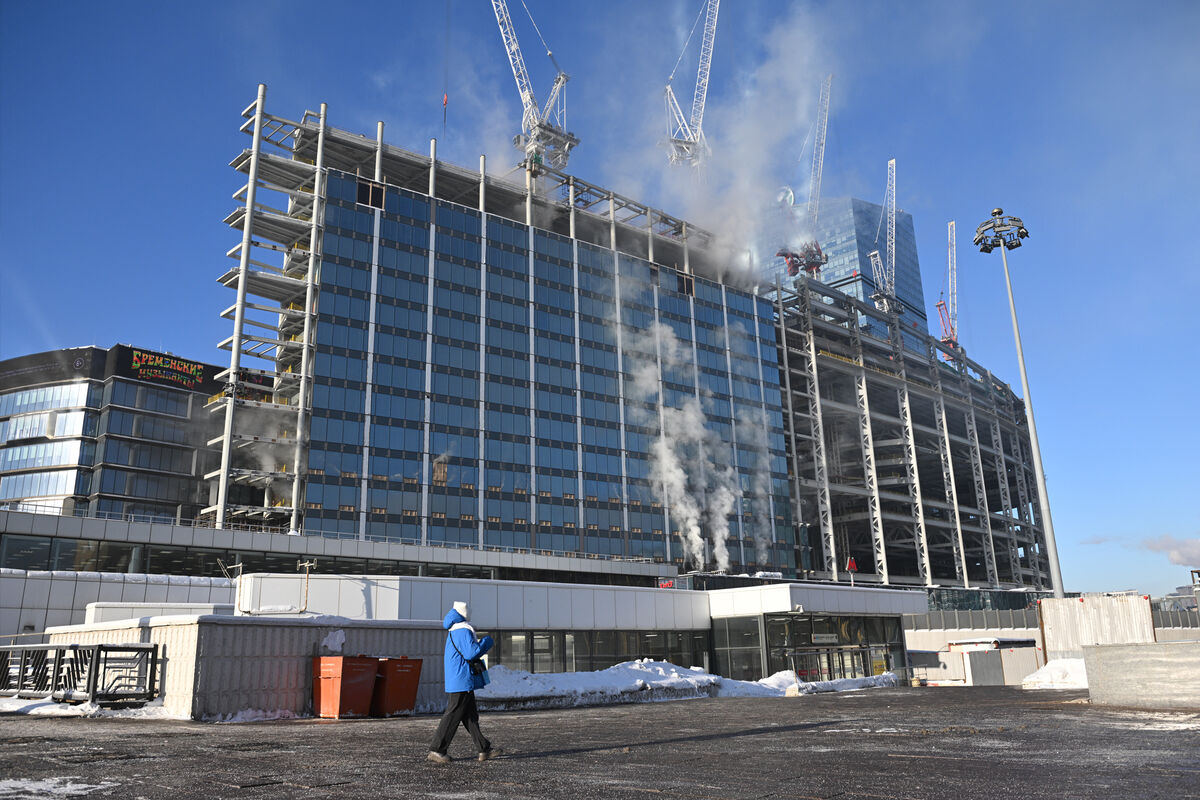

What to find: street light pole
left=974, top=209, right=1065, bottom=598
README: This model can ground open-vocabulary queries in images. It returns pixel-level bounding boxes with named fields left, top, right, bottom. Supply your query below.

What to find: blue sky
left=1, top=1, right=1197, bottom=596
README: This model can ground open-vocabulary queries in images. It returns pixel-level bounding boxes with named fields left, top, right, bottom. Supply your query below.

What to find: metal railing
left=0, top=643, right=159, bottom=705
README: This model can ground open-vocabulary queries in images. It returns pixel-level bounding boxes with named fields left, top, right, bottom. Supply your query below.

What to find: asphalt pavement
left=1, top=687, right=1198, bottom=799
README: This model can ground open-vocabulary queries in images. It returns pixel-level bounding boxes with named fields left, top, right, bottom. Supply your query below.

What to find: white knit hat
left=453, top=600, right=470, bottom=620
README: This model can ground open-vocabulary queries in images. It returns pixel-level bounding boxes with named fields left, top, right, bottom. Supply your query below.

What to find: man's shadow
left=503, top=719, right=848, bottom=760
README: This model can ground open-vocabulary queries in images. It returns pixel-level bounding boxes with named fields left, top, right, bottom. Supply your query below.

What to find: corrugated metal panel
left=1040, top=595, right=1155, bottom=660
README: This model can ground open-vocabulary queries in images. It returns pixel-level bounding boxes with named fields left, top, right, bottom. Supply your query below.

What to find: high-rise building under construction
left=207, top=86, right=1057, bottom=591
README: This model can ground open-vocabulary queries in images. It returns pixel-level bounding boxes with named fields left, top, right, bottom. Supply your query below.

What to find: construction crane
left=936, top=221, right=960, bottom=353
left=806, top=74, right=832, bottom=226
left=664, top=0, right=719, bottom=167
left=870, top=159, right=901, bottom=314
left=491, top=0, right=579, bottom=171
left=776, top=74, right=832, bottom=279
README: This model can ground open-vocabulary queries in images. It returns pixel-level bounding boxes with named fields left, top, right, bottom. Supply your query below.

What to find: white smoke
left=623, top=318, right=743, bottom=572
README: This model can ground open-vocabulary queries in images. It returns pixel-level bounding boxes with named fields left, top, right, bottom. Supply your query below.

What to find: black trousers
left=430, top=690, right=491, bottom=755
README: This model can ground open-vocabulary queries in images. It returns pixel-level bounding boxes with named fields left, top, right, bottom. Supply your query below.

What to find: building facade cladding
left=301, top=169, right=793, bottom=575
left=0, top=346, right=220, bottom=524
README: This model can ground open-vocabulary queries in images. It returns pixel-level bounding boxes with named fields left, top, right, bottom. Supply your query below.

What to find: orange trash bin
left=371, top=657, right=423, bottom=717
left=313, top=656, right=379, bottom=719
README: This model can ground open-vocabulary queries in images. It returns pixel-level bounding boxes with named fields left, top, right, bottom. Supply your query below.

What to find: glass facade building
left=210, top=93, right=796, bottom=578
left=0, top=346, right=220, bottom=523
left=298, top=170, right=792, bottom=573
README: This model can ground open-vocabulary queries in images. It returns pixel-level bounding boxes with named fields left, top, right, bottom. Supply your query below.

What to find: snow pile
left=1022, top=658, right=1088, bottom=689
left=477, top=660, right=722, bottom=709
left=476, top=660, right=900, bottom=709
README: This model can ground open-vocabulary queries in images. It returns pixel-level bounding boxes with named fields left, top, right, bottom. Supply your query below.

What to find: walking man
left=427, top=601, right=501, bottom=763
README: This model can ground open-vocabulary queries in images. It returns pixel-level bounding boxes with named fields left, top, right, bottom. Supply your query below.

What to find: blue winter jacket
left=442, top=608, right=494, bottom=693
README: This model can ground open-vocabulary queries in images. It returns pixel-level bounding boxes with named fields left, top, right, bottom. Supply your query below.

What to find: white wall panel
left=468, top=583, right=499, bottom=629
left=547, top=587, right=572, bottom=629
left=593, top=589, right=616, bottom=628
left=571, top=589, right=595, bottom=629
left=635, top=591, right=655, bottom=628
left=614, top=590, right=636, bottom=627
left=523, top=585, right=549, bottom=628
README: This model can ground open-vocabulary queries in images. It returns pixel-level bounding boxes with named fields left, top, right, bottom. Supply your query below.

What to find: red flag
left=443, top=93, right=448, bottom=107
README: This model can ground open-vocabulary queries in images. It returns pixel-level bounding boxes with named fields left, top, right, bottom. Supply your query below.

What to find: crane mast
left=870, top=159, right=901, bottom=314
left=937, top=220, right=960, bottom=353
left=491, top=0, right=579, bottom=171
left=664, top=0, right=719, bottom=167
left=807, top=74, right=832, bottom=225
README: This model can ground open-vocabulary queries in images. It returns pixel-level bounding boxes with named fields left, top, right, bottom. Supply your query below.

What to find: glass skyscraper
left=763, top=196, right=928, bottom=336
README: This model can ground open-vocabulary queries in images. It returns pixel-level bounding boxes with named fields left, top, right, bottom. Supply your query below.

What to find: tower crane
left=806, top=74, right=832, bottom=226
left=776, top=74, right=832, bottom=279
left=664, top=0, right=719, bottom=167
left=870, top=159, right=901, bottom=314
left=936, top=221, right=960, bottom=353
left=491, top=0, right=579, bottom=171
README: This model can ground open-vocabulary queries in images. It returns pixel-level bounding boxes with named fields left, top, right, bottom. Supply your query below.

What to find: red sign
left=846, top=557, right=858, bottom=573
left=657, top=579, right=675, bottom=589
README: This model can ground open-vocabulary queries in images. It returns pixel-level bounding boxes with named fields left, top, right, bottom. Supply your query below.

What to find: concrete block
left=1085, top=641, right=1200, bottom=711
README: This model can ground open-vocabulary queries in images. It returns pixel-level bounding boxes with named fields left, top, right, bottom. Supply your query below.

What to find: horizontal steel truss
left=767, top=276, right=1050, bottom=590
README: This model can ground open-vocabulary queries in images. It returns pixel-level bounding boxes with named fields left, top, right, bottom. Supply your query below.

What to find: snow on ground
left=0, top=696, right=187, bottom=720
left=0, top=777, right=117, bottom=797
left=476, top=659, right=899, bottom=708
left=1022, top=658, right=1088, bottom=690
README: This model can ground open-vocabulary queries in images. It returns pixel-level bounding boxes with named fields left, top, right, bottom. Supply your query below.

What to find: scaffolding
left=766, top=276, right=1051, bottom=590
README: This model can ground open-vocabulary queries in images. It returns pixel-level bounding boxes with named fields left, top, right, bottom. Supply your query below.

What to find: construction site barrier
left=0, top=643, right=159, bottom=705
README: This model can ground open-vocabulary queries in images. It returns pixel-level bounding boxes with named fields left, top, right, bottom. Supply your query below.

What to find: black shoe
left=427, top=751, right=452, bottom=764
left=477, top=747, right=503, bottom=762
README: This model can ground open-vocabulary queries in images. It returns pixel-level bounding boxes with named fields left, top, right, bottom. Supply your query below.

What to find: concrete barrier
left=1083, top=641, right=1200, bottom=711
